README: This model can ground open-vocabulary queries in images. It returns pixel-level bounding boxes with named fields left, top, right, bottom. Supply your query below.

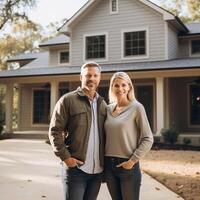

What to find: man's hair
left=81, top=61, right=101, bottom=74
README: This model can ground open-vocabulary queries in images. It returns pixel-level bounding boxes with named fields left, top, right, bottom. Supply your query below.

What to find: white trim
left=164, top=22, right=169, bottom=59
left=121, top=27, right=149, bottom=60
left=189, top=39, right=200, bottom=57
left=58, top=50, right=70, bottom=66
left=83, top=31, right=108, bottom=62
left=187, top=83, right=200, bottom=128
left=110, top=0, right=118, bottom=15
left=31, top=88, right=50, bottom=127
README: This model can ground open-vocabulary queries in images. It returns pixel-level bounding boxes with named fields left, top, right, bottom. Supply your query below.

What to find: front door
left=135, top=85, right=154, bottom=132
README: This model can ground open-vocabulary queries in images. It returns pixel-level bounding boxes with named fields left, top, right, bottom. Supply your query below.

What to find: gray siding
left=178, top=39, right=189, bottom=58
left=71, top=0, right=165, bottom=66
left=49, top=46, right=69, bottom=66
left=168, top=25, right=178, bottom=59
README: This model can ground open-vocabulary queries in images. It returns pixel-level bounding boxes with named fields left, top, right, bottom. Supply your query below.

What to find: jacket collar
left=76, top=87, right=103, bottom=101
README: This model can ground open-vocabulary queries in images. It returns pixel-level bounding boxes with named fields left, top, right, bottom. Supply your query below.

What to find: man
left=49, top=62, right=107, bottom=200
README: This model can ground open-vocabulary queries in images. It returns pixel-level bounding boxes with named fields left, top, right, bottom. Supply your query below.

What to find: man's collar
left=76, top=87, right=99, bottom=100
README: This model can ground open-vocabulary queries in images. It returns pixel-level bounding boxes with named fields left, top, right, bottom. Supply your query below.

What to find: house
left=0, top=0, right=199, bottom=145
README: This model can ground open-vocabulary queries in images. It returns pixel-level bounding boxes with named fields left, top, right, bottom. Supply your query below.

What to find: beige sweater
left=104, top=100, right=154, bottom=162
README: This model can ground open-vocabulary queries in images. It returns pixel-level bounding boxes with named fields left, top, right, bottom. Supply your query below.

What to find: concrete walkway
left=0, top=139, right=183, bottom=200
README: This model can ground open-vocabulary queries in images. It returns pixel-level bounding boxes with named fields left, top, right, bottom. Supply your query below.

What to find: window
left=33, top=90, right=50, bottom=124
left=85, top=35, right=106, bottom=59
left=59, top=51, right=69, bottom=64
left=124, top=31, right=146, bottom=57
left=110, top=0, right=118, bottom=14
left=190, top=84, right=200, bottom=125
left=191, top=40, right=200, bottom=55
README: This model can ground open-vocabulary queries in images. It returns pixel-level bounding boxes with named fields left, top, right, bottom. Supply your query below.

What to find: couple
left=48, top=62, right=154, bottom=200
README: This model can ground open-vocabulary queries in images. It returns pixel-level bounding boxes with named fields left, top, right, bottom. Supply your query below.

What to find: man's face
left=80, top=67, right=101, bottom=92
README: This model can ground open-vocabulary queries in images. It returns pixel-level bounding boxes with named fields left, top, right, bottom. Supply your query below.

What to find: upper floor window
left=59, top=51, right=69, bottom=64
left=191, top=40, right=200, bottom=55
left=110, top=0, right=118, bottom=14
left=123, top=30, right=147, bottom=57
left=85, top=35, right=106, bottom=59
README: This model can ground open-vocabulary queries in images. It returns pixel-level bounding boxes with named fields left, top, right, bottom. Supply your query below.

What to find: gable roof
left=59, top=0, right=188, bottom=34
left=39, top=34, right=70, bottom=47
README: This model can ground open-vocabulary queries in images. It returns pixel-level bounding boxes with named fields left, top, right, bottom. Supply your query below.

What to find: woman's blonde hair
left=108, top=72, right=135, bottom=103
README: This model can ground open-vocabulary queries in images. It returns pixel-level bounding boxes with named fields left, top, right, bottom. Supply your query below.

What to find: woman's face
left=112, top=77, right=130, bottom=100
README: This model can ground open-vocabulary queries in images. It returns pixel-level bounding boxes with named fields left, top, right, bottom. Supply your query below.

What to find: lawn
left=141, top=150, right=200, bottom=200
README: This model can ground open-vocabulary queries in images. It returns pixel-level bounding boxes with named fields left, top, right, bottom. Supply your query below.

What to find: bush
left=183, top=137, right=191, bottom=145
left=161, top=128, right=179, bottom=145
left=0, top=122, right=3, bottom=135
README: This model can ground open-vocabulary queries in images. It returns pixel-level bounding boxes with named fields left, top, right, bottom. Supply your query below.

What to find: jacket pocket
left=70, top=107, right=86, bottom=125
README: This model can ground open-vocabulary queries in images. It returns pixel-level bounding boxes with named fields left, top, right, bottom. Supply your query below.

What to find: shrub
left=183, top=137, right=191, bottom=145
left=154, top=136, right=161, bottom=143
left=0, top=122, right=3, bottom=135
left=161, top=128, right=179, bottom=145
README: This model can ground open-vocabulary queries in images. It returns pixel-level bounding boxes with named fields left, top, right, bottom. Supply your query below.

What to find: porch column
left=50, top=81, right=59, bottom=116
left=5, top=83, right=14, bottom=133
left=156, top=77, right=164, bottom=135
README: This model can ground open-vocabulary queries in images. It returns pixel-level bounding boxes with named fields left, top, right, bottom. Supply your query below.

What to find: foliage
left=0, top=123, right=3, bottom=135
left=183, top=137, right=191, bottom=145
left=159, top=0, right=200, bottom=23
left=161, top=128, right=180, bottom=144
left=0, top=0, right=36, bottom=30
left=0, top=19, right=43, bottom=70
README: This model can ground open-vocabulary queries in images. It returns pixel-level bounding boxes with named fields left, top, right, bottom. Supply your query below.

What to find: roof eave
left=39, top=42, right=69, bottom=48
left=7, top=58, right=36, bottom=63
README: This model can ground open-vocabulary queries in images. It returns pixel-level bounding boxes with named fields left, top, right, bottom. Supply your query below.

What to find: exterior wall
left=71, top=0, right=165, bottom=66
left=168, top=77, right=200, bottom=133
left=168, top=25, right=178, bottom=59
left=178, top=36, right=200, bottom=58
left=49, top=46, right=69, bottom=66
left=178, top=39, right=189, bottom=58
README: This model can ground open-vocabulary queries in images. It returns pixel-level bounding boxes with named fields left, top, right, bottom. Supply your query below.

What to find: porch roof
left=0, top=58, right=200, bottom=78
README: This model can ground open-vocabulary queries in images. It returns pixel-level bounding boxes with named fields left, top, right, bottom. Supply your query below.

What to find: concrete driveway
left=0, top=139, right=183, bottom=200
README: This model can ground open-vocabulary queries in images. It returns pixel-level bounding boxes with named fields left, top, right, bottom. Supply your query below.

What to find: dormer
left=39, top=34, right=70, bottom=66
left=178, top=23, right=200, bottom=58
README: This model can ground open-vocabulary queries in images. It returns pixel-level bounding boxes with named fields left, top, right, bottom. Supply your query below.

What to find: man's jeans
left=104, top=157, right=141, bottom=200
left=61, top=163, right=103, bottom=200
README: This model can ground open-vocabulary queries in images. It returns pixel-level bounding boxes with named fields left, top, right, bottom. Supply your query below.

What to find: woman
left=104, top=72, right=154, bottom=200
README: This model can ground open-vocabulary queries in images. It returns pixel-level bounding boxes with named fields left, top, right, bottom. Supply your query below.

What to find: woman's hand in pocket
left=116, top=159, right=135, bottom=169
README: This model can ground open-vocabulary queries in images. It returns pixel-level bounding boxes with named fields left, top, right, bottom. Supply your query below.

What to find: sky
left=29, top=0, right=160, bottom=27
left=29, top=0, right=89, bottom=26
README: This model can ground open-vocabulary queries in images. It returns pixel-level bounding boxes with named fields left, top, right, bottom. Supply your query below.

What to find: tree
left=0, top=0, right=36, bottom=30
left=159, top=0, right=200, bottom=23
left=0, top=19, right=43, bottom=70
left=187, top=0, right=200, bottom=22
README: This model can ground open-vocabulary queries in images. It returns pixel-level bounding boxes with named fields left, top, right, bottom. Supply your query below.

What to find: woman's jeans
left=61, top=163, right=103, bottom=200
left=105, top=156, right=141, bottom=200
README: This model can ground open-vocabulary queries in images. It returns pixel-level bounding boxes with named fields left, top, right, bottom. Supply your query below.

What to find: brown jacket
left=48, top=87, right=107, bottom=167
